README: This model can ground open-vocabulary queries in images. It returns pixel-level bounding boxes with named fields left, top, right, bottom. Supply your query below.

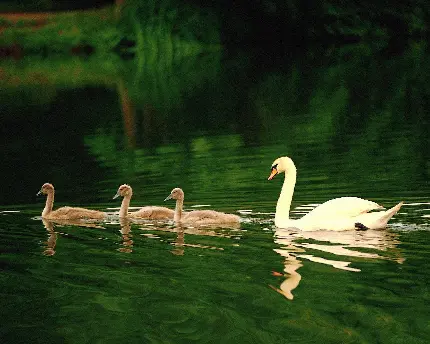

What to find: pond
left=0, top=43, right=429, bottom=343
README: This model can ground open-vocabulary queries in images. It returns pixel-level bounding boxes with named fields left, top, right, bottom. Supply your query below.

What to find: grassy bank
left=0, top=2, right=220, bottom=57
left=0, top=8, right=120, bottom=56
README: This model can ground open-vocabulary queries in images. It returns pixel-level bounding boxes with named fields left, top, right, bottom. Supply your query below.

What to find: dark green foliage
left=190, top=0, right=429, bottom=45
left=117, top=0, right=219, bottom=46
left=0, top=2, right=219, bottom=56
left=0, top=1, right=428, bottom=55
left=0, top=8, right=123, bottom=55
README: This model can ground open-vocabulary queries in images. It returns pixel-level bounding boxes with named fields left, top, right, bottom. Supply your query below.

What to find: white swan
left=113, top=184, right=174, bottom=220
left=37, top=183, right=106, bottom=220
left=268, top=156, right=403, bottom=231
left=164, top=188, right=240, bottom=225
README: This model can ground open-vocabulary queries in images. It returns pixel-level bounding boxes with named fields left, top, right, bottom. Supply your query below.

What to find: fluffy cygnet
left=164, top=187, right=240, bottom=225
left=37, top=183, right=106, bottom=220
left=113, top=184, right=174, bottom=220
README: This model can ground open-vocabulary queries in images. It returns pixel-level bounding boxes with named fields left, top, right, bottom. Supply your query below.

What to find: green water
left=0, top=43, right=429, bottom=343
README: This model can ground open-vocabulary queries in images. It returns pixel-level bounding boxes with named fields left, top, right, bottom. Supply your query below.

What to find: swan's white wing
left=302, top=197, right=383, bottom=220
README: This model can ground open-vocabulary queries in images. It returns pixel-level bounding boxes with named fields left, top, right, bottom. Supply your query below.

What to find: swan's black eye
left=271, top=163, right=278, bottom=170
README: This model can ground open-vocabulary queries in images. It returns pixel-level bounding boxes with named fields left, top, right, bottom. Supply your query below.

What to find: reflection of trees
left=118, top=50, right=221, bottom=148
left=2, top=41, right=428, bottom=206
left=248, top=42, right=429, bottom=143
left=78, top=44, right=429, bottom=216
left=117, top=79, right=136, bottom=149
left=104, top=41, right=430, bottom=167
left=82, top=48, right=221, bottom=152
left=241, top=42, right=429, bottom=196
left=0, top=44, right=221, bottom=203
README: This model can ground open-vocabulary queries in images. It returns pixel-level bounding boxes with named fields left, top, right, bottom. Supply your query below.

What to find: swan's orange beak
left=268, top=167, right=278, bottom=180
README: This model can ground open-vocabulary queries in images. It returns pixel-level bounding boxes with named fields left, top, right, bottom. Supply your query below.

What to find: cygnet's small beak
left=164, top=194, right=173, bottom=201
left=268, top=168, right=278, bottom=180
left=36, top=190, right=43, bottom=196
left=113, top=191, right=120, bottom=199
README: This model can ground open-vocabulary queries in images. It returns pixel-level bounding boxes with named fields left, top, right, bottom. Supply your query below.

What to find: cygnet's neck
left=42, top=191, right=54, bottom=218
left=119, top=193, right=132, bottom=218
left=174, top=197, right=184, bottom=222
left=275, top=168, right=297, bottom=226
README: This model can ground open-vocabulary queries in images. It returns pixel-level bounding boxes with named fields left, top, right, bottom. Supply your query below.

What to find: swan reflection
left=272, top=227, right=403, bottom=300
left=138, top=221, right=239, bottom=255
left=171, top=226, right=185, bottom=256
left=117, top=218, right=133, bottom=253
left=41, top=218, right=57, bottom=256
left=40, top=218, right=105, bottom=256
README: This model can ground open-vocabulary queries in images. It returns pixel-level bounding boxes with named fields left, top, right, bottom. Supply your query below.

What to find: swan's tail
left=355, top=201, right=403, bottom=230
left=382, top=201, right=404, bottom=224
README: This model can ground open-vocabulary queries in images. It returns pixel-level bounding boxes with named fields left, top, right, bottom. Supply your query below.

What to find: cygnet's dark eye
left=271, top=163, right=278, bottom=170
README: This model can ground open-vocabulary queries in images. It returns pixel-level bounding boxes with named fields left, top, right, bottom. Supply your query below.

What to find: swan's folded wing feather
left=302, top=197, right=383, bottom=220
left=50, top=206, right=105, bottom=219
left=184, top=210, right=220, bottom=220
left=130, top=206, right=174, bottom=219
left=183, top=210, right=240, bottom=223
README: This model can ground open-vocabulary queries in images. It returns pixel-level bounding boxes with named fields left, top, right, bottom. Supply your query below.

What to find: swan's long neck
left=275, top=169, right=296, bottom=225
left=42, top=191, right=54, bottom=217
left=174, top=198, right=183, bottom=222
left=119, top=195, right=131, bottom=218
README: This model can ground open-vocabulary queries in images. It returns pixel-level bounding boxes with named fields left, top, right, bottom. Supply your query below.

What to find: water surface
left=1, top=43, right=429, bottom=343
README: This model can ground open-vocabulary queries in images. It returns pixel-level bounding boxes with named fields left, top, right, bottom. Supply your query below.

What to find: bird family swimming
left=37, top=183, right=106, bottom=220
left=268, top=156, right=403, bottom=231
left=37, top=158, right=403, bottom=231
